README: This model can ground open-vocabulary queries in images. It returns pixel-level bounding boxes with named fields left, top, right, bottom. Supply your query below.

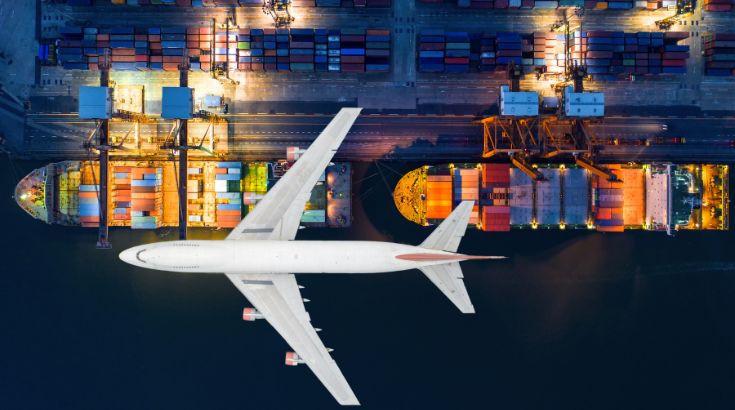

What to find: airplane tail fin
left=420, top=200, right=474, bottom=253
left=419, top=201, right=476, bottom=313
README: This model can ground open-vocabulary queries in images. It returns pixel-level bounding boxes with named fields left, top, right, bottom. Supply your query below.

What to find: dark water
left=2, top=156, right=735, bottom=410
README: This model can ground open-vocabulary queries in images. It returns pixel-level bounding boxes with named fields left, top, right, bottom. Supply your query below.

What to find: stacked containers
left=148, top=27, right=163, bottom=70
left=315, top=28, right=328, bottom=72
left=110, top=26, right=137, bottom=71
left=58, top=26, right=390, bottom=73
left=366, top=29, right=390, bottom=72
left=214, top=28, right=236, bottom=72
left=704, top=0, right=733, bottom=11
left=251, top=28, right=265, bottom=71
left=237, top=28, right=252, bottom=70
left=496, top=32, right=523, bottom=69
left=112, top=166, right=132, bottom=223
left=478, top=33, right=496, bottom=72
left=661, top=32, right=689, bottom=75
left=134, top=28, right=150, bottom=71
left=214, top=162, right=242, bottom=228
left=480, top=164, right=511, bottom=232
left=242, top=163, right=268, bottom=213
left=290, top=28, right=315, bottom=72
left=520, top=33, right=536, bottom=69
left=445, top=32, right=471, bottom=73
left=328, top=30, right=341, bottom=72
left=426, top=172, right=453, bottom=221
left=161, top=27, right=186, bottom=71
left=187, top=26, right=213, bottom=72
left=545, top=32, right=566, bottom=75
left=341, top=29, right=366, bottom=73
left=130, top=167, right=162, bottom=229
left=594, top=170, right=624, bottom=232
left=419, top=29, right=445, bottom=73
left=82, top=27, right=99, bottom=70
left=78, top=183, right=100, bottom=227
left=703, top=33, right=735, bottom=76
left=58, top=27, right=87, bottom=70
left=453, top=167, right=480, bottom=224
left=575, top=31, right=689, bottom=79
left=532, top=32, right=548, bottom=71
left=263, top=28, right=277, bottom=72
left=187, top=167, right=204, bottom=224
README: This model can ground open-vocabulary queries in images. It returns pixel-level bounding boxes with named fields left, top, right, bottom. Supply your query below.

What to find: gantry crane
left=80, top=51, right=113, bottom=249
left=263, top=0, right=294, bottom=28
left=656, top=0, right=696, bottom=30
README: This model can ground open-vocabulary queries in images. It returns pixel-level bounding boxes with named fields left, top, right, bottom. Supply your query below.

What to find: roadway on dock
left=21, top=112, right=735, bottom=161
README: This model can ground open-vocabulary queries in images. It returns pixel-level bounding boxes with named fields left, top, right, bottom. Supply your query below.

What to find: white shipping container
left=215, top=180, right=228, bottom=193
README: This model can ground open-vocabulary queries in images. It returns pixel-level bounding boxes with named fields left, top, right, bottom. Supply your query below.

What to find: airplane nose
left=119, top=247, right=138, bottom=265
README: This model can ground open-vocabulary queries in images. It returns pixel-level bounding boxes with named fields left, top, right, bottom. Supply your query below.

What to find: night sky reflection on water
left=2, top=158, right=735, bottom=410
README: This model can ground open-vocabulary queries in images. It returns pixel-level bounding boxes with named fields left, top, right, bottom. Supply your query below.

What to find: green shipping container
left=227, top=180, right=241, bottom=192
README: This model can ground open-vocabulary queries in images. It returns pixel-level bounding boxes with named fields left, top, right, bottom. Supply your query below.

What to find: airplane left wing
left=226, top=108, right=361, bottom=242
left=225, top=272, right=360, bottom=406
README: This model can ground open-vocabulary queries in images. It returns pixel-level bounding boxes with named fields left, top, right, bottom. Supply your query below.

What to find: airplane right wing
left=226, top=108, right=362, bottom=242
left=225, top=272, right=360, bottom=406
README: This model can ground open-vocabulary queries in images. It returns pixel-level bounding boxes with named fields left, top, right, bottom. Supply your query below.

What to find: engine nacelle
left=285, top=352, right=304, bottom=366
left=242, top=307, right=264, bottom=321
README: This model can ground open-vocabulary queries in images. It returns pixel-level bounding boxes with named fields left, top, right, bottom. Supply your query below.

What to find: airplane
left=119, top=108, right=503, bottom=405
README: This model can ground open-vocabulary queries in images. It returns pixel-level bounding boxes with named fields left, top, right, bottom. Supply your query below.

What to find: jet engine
left=285, top=352, right=304, bottom=366
left=242, top=307, right=264, bottom=321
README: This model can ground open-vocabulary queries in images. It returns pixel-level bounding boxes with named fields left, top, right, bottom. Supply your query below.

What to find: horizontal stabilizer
left=419, top=262, right=475, bottom=314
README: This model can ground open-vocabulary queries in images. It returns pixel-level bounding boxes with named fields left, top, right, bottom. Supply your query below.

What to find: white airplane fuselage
left=119, top=240, right=485, bottom=274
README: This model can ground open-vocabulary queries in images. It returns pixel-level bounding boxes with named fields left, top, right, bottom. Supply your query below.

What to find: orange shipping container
left=427, top=206, right=452, bottom=219
left=428, top=175, right=452, bottom=182
left=131, top=193, right=157, bottom=199
left=597, top=208, right=612, bottom=219
left=78, top=191, right=98, bottom=199
left=216, top=209, right=241, bottom=216
left=217, top=214, right=242, bottom=222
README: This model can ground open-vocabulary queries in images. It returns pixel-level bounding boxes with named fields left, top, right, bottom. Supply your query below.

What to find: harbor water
left=2, top=157, right=735, bottom=409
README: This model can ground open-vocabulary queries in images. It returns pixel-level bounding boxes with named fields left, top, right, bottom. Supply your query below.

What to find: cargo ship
left=393, top=163, right=729, bottom=233
left=15, top=160, right=351, bottom=230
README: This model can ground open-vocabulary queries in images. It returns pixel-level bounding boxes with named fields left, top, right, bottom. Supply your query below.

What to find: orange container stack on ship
left=426, top=172, right=453, bottom=222
left=593, top=167, right=624, bottom=232
left=130, top=167, right=163, bottom=230
left=112, top=166, right=132, bottom=222
left=480, top=164, right=511, bottom=232
left=453, top=167, right=480, bottom=225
